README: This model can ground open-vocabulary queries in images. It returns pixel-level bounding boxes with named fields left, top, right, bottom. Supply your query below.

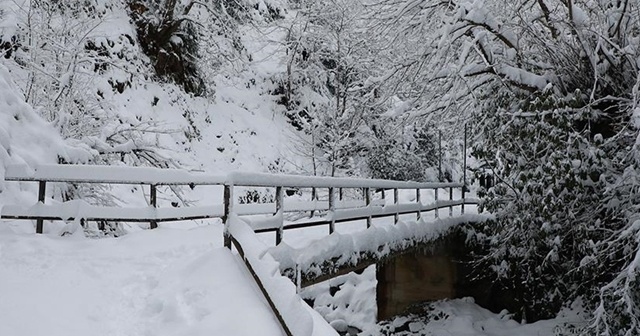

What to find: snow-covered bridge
left=1, top=164, right=484, bottom=335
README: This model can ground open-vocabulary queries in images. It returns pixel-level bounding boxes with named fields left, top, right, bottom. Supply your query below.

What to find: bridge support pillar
left=376, top=251, right=458, bottom=320
left=372, top=229, right=520, bottom=323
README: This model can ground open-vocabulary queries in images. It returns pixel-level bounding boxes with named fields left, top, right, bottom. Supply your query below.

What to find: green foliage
left=367, top=142, right=425, bottom=181
left=237, top=189, right=275, bottom=204
left=471, top=89, right=633, bottom=321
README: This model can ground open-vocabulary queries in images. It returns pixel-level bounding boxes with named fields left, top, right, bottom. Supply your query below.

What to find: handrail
left=251, top=199, right=478, bottom=233
left=6, top=164, right=463, bottom=189
left=4, top=164, right=226, bottom=186
left=230, top=235, right=294, bottom=336
left=2, top=164, right=473, bottom=244
left=226, top=171, right=463, bottom=189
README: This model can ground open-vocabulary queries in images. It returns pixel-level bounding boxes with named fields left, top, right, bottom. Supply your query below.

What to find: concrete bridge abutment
left=375, top=229, right=507, bottom=321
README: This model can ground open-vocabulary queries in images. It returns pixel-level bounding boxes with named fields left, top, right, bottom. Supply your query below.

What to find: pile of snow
left=361, top=298, right=586, bottom=336
left=270, top=214, right=491, bottom=281
left=300, top=266, right=378, bottom=332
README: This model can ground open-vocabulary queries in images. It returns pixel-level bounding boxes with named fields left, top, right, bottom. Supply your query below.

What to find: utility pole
left=438, top=130, right=442, bottom=181
left=462, top=124, right=467, bottom=214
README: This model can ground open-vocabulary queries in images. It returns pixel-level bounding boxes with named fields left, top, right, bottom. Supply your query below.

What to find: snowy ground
left=0, top=199, right=586, bottom=336
left=0, top=223, right=291, bottom=336
left=360, top=298, right=585, bottom=336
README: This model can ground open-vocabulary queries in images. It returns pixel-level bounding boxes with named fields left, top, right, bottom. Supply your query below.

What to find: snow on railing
left=1, top=164, right=475, bottom=246
left=270, top=214, right=492, bottom=288
left=227, top=215, right=337, bottom=336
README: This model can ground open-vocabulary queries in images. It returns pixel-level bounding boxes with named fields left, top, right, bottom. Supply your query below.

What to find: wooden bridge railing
left=1, top=164, right=477, bottom=336
left=1, top=164, right=476, bottom=247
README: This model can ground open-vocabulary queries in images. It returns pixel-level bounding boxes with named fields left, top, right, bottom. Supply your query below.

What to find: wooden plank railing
left=1, top=165, right=477, bottom=246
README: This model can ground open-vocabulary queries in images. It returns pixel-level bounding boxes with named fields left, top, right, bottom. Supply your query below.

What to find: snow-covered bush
left=368, top=0, right=640, bottom=332
left=0, top=61, right=93, bottom=230
left=472, top=92, right=630, bottom=321
left=367, top=123, right=439, bottom=182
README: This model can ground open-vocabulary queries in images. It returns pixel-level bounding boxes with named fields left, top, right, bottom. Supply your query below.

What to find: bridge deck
left=1, top=164, right=478, bottom=336
left=268, top=214, right=491, bottom=287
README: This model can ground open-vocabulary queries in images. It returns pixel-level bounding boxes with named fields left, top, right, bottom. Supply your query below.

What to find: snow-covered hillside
left=0, top=62, right=92, bottom=214
left=0, top=0, right=302, bottom=226
left=0, top=0, right=297, bottom=173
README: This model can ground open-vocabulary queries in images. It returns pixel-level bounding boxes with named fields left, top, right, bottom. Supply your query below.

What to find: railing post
left=365, top=187, right=372, bottom=228
left=149, top=184, right=158, bottom=229
left=434, top=188, right=439, bottom=219
left=415, top=188, right=421, bottom=221
left=309, top=187, right=317, bottom=218
left=449, top=187, right=454, bottom=217
left=394, top=188, right=399, bottom=224
left=36, top=181, right=46, bottom=234
left=328, top=187, right=335, bottom=234
left=461, top=185, right=466, bottom=215
left=381, top=189, right=385, bottom=200
left=275, top=186, right=284, bottom=245
left=339, top=187, right=343, bottom=201
left=223, top=184, right=233, bottom=249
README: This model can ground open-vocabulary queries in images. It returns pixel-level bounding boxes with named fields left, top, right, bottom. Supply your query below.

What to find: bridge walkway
left=1, top=164, right=481, bottom=336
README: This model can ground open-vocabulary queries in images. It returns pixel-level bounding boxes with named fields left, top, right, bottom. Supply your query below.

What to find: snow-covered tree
left=472, top=91, right=631, bottom=321
left=369, top=0, right=640, bottom=332
left=279, top=0, right=446, bottom=180
left=277, top=0, right=377, bottom=176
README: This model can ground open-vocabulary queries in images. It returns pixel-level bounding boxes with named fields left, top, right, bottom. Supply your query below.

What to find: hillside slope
left=0, top=0, right=301, bottom=226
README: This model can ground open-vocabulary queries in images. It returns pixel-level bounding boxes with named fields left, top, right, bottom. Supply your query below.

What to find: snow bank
left=301, top=266, right=378, bottom=331
left=270, top=214, right=491, bottom=280
left=0, top=66, right=88, bottom=172
left=361, top=297, right=587, bottom=336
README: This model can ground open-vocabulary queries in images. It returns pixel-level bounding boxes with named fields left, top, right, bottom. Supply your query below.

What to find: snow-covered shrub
left=364, top=0, right=640, bottom=331
left=0, top=0, right=173, bottom=165
left=471, top=91, right=630, bottom=321
left=237, top=188, right=275, bottom=204
left=367, top=125, right=438, bottom=182
left=367, top=141, right=425, bottom=182
left=0, top=61, right=93, bottom=233
left=589, top=220, right=640, bottom=336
